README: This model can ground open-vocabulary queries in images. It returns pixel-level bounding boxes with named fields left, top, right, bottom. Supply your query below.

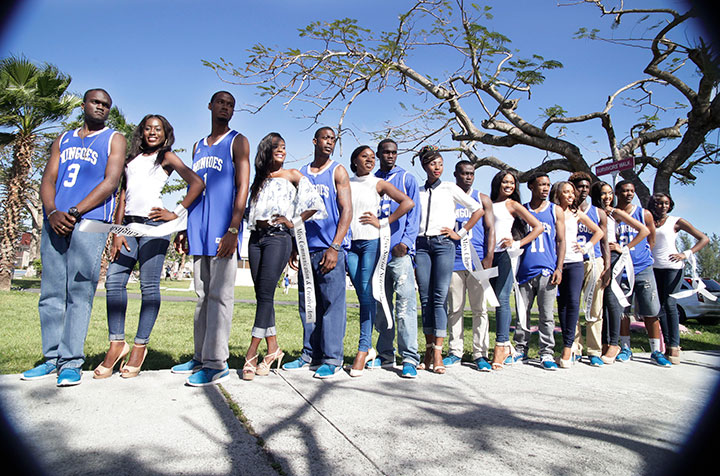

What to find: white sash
left=371, top=219, right=393, bottom=329
left=461, top=236, right=500, bottom=308
left=293, top=217, right=317, bottom=324
left=77, top=207, right=188, bottom=237
left=507, top=242, right=528, bottom=331
left=582, top=246, right=600, bottom=321
left=611, top=247, right=634, bottom=308
left=671, top=253, right=717, bottom=302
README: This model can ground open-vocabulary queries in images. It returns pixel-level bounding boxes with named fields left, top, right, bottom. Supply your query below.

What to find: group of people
left=20, top=88, right=710, bottom=388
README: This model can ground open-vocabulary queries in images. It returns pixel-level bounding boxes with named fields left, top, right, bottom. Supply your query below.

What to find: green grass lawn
left=2, top=279, right=719, bottom=374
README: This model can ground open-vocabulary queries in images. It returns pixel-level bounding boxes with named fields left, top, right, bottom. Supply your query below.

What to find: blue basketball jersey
left=375, top=166, right=420, bottom=257
left=516, top=202, right=557, bottom=284
left=300, top=160, right=350, bottom=253
left=453, top=189, right=485, bottom=271
left=577, top=204, right=602, bottom=260
left=616, top=205, right=654, bottom=274
left=187, top=130, right=242, bottom=256
left=54, top=127, right=118, bottom=222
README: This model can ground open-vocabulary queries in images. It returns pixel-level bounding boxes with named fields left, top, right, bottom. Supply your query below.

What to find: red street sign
left=595, top=156, right=635, bottom=176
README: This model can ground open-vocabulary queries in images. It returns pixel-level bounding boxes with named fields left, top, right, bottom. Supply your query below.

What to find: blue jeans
left=38, top=221, right=108, bottom=370
left=491, top=251, right=513, bottom=343
left=415, top=236, right=455, bottom=338
left=654, top=267, right=683, bottom=347
left=298, top=249, right=347, bottom=366
left=375, top=254, right=420, bottom=365
left=557, top=261, right=584, bottom=349
left=105, top=219, right=170, bottom=344
left=346, top=239, right=379, bottom=352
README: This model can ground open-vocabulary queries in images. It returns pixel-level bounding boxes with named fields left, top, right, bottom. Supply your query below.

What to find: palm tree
left=0, top=55, right=81, bottom=290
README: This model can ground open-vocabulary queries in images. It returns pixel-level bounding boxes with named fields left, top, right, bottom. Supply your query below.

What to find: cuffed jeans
left=491, top=251, right=513, bottom=343
left=513, top=273, right=556, bottom=357
left=447, top=269, right=489, bottom=359
left=38, top=221, right=107, bottom=370
left=654, top=267, right=683, bottom=348
left=375, top=254, right=420, bottom=365
left=558, top=261, right=584, bottom=348
left=298, top=249, right=347, bottom=366
left=105, top=219, right=170, bottom=344
left=347, top=239, right=379, bottom=352
left=416, top=236, right=455, bottom=338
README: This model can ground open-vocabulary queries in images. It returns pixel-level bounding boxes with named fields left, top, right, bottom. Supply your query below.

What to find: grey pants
left=513, top=273, right=556, bottom=356
left=193, top=252, right=237, bottom=370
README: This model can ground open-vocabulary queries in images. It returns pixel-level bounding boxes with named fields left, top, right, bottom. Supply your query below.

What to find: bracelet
left=682, top=249, right=693, bottom=259
left=172, top=204, right=186, bottom=216
left=456, top=228, right=468, bottom=239
left=47, top=209, right=58, bottom=218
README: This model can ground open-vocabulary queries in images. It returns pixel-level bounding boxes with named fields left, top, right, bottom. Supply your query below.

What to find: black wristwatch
left=68, top=207, right=82, bottom=220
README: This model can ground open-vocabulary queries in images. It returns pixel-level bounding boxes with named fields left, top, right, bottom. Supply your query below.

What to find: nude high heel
left=256, top=348, right=285, bottom=376
left=243, top=354, right=259, bottom=381
left=93, top=341, right=130, bottom=379
left=120, top=345, right=148, bottom=378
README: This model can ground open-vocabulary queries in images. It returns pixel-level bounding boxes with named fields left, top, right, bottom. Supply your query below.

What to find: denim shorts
left=622, top=265, right=661, bottom=317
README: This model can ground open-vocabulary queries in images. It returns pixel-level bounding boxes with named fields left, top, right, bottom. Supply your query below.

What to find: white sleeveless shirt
left=493, top=200, right=514, bottom=252
left=564, top=210, right=583, bottom=263
left=124, top=152, right=170, bottom=217
left=349, top=174, right=382, bottom=240
left=653, top=215, right=683, bottom=269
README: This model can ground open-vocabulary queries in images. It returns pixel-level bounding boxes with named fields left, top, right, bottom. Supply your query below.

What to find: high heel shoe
left=491, top=343, right=512, bottom=370
left=120, top=345, right=148, bottom=378
left=93, top=341, right=130, bottom=379
left=243, top=354, right=259, bottom=381
left=256, top=348, right=285, bottom=376
left=601, top=345, right=620, bottom=365
left=432, top=345, right=446, bottom=374
left=417, top=343, right=434, bottom=371
left=557, top=350, right=575, bottom=369
left=349, top=348, right=377, bottom=377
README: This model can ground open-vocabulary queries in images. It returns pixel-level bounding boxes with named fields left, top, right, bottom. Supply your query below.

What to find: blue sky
left=2, top=0, right=717, bottom=236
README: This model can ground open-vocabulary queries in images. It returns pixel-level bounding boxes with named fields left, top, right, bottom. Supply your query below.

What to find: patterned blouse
left=247, top=176, right=327, bottom=231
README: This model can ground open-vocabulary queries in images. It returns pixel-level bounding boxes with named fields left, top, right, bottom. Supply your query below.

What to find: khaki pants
left=574, top=257, right=604, bottom=357
left=447, top=270, right=489, bottom=360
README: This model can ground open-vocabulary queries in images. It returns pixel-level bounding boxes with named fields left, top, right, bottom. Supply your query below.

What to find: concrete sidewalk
left=1, top=351, right=719, bottom=475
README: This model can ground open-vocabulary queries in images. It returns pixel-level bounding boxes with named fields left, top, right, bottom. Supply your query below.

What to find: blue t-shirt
left=453, top=189, right=485, bottom=271
left=300, top=160, right=350, bottom=253
left=187, top=130, right=242, bottom=256
left=617, top=205, right=654, bottom=274
left=516, top=202, right=557, bottom=284
left=54, top=127, right=118, bottom=222
left=375, top=166, right=420, bottom=258
left=577, top=204, right=602, bottom=260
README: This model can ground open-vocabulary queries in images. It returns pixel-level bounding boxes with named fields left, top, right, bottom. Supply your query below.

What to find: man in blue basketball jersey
left=171, top=91, right=250, bottom=386
left=509, top=173, right=566, bottom=370
left=442, top=161, right=496, bottom=372
left=22, top=89, right=126, bottom=386
left=368, top=139, right=422, bottom=378
left=282, top=126, right=352, bottom=379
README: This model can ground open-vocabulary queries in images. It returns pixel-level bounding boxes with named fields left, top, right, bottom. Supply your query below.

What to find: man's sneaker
left=366, top=357, right=396, bottom=369
left=442, top=354, right=462, bottom=367
left=574, top=354, right=583, bottom=363
left=401, top=363, right=417, bottom=379
left=504, top=350, right=528, bottom=365
left=650, top=350, right=672, bottom=367
left=313, top=364, right=340, bottom=379
left=186, top=366, right=229, bottom=387
left=589, top=356, right=605, bottom=367
left=616, top=346, right=633, bottom=363
left=21, top=362, right=57, bottom=381
left=56, top=368, right=82, bottom=387
left=282, top=357, right=321, bottom=371
left=171, top=359, right=202, bottom=374
left=474, top=357, right=492, bottom=372
left=541, top=355, right=558, bottom=371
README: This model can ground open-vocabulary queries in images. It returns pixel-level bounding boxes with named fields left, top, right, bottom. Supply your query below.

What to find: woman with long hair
left=346, top=145, right=413, bottom=377
left=415, top=146, right=484, bottom=374
left=552, top=181, right=603, bottom=368
left=95, top=114, right=205, bottom=379
left=648, top=192, right=709, bottom=364
left=489, top=169, right=543, bottom=369
left=243, top=132, right=325, bottom=381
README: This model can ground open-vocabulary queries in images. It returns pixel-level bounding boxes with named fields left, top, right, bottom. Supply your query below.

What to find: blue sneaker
left=21, top=362, right=57, bottom=381
left=504, top=350, right=528, bottom=365
left=651, top=350, right=672, bottom=367
left=616, top=347, right=633, bottom=363
left=56, top=368, right=82, bottom=387
left=186, top=365, right=229, bottom=387
left=313, top=364, right=340, bottom=379
left=442, top=354, right=462, bottom=367
left=474, top=357, right=492, bottom=372
left=574, top=354, right=583, bottom=363
left=282, top=357, right=320, bottom=371
left=589, top=356, right=604, bottom=367
left=171, top=358, right=202, bottom=374
left=541, top=355, right=558, bottom=371
left=366, top=357, right=395, bottom=369
left=401, top=363, right=417, bottom=379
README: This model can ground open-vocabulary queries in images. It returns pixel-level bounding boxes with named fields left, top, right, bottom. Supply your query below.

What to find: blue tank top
left=54, top=128, right=118, bottom=222
left=577, top=204, right=602, bottom=260
left=300, top=160, right=350, bottom=253
left=453, top=189, right=485, bottom=271
left=616, top=205, right=654, bottom=274
left=516, top=202, right=557, bottom=284
left=187, top=130, right=242, bottom=256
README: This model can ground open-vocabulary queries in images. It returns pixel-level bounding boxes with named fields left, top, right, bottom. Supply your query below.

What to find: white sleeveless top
left=606, top=214, right=617, bottom=244
left=124, top=152, right=170, bottom=217
left=653, top=215, right=683, bottom=269
left=564, top=210, right=583, bottom=264
left=350, top=174, right=382, bottom=240
left=493, top=200, right=514, bottom=252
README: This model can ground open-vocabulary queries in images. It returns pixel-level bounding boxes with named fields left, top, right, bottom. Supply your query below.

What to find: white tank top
left=349, top=174, right=381, bottom=240
left=653, top=215, right=683, bottom=269
left=564, top=210, right=583, bottom=263
left=124, top=152, right=170, bottom=217
left=493, top=200, right=514, bottom=252
left=606, top=214, right=617, bottom=244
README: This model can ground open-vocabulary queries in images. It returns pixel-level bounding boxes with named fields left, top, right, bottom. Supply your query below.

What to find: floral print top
left=247, top=176, right=327, bottom=231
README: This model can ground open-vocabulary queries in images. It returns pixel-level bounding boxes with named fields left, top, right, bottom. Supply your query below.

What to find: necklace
left=79, top=127, right=101, bottom=151
left=655, top=215, right=667, bottom=227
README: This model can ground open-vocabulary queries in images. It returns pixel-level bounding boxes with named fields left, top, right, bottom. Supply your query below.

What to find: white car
left=675, top=278, right=720, bottom=326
